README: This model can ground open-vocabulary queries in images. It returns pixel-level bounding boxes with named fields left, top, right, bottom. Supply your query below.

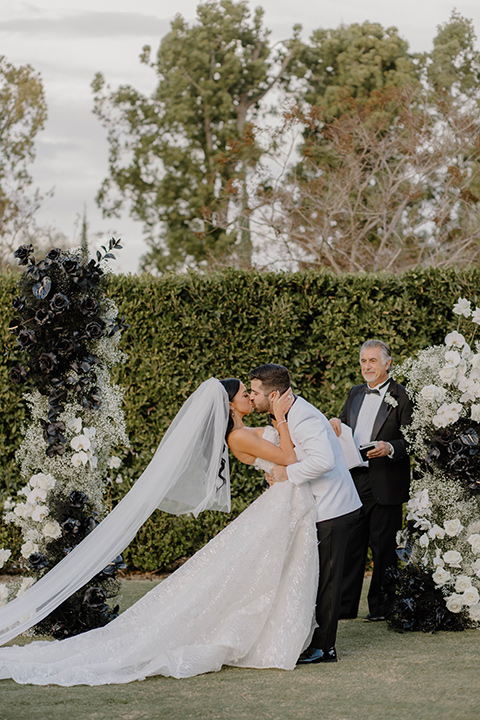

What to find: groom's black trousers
left=311, top=508, right=360, bottom=652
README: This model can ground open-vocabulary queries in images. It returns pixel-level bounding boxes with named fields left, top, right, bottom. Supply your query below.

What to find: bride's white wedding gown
left=0, top=429, right=318, bottom=685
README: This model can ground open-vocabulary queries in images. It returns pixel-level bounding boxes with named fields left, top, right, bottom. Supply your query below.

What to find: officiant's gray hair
left=360, top=339, right=392, bottom=371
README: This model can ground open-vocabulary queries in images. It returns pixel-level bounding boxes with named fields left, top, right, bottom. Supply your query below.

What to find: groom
left=249, top=364, right=361, bottom=663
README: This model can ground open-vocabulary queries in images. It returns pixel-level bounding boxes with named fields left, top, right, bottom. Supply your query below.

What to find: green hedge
left=1, top=268, right=479, bottom=571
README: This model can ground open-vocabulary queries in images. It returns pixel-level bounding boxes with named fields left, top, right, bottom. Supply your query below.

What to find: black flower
left=80, top=297, right=100, bottom=316
left=83, top=587, right=107, bottom=608
left=46, top=248, right=62, bottom=261
left=68, top=490, right=88, bottom=508
left=49, top=293, right=70, bottom=314
left=14, top=244, right=34, bottom=265
left=32, top=276, right=52, bottom=300
left=10, top=364, right=28, bottom=384
left=85, top=321, right=104, bottom=340
left=28, top=552, right=49, bottom=570
left=55, top=338, right=75, bottom=356
left=99, top=555, right=127, bottom=577
left=34, top=308, right=52, bottom=325
left=61, top=517, right=82, bottom=535
left=17, top=329, right=37, bottom=350
left=62, top=258, right=80, bottom=275
left=80, top=386, right=102, bottom=411
left=12, top=295, right=26, bottom=311
left=38, top=352, right=58, bottom=373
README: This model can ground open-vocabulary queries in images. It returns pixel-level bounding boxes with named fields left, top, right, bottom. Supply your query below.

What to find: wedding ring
left=288, top=395, right=293, bottom=399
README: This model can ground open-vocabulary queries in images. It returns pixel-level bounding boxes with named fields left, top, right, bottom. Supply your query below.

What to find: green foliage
left=2, top=267, right=480, bottom=571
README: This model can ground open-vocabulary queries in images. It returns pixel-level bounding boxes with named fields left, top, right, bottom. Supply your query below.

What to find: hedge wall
left=1, top=267, right=479, bottom=572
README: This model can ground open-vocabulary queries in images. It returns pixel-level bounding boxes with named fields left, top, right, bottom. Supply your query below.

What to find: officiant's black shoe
left=362, top=613, right=386, bottom=622
left=296, top=646, right=337, bottom=664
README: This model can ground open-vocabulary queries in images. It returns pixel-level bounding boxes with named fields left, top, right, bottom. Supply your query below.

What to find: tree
left=0, top=56, right=48, bottom=268
left=92, top=0, right=300, bottom=272
left=235, top=85, right=480, bottom=273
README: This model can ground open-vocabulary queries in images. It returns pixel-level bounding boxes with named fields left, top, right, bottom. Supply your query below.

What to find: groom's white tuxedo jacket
left=286, top=396, right=361, bottom=523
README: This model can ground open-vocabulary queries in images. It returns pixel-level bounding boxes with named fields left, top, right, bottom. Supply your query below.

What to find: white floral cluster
left=1, top=298, right=129, bottom=596
left=397, top=298, right=480, bottom=625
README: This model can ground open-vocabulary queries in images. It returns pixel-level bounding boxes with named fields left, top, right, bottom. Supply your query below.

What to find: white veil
left=0, top=378, right=230, bottom=646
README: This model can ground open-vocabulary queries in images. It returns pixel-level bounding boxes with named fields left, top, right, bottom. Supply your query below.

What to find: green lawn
left=1, top=577, right=479, bottom=720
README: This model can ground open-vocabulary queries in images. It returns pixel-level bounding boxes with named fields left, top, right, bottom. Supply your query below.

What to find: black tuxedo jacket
left=339, top=379, right=413, bottom=505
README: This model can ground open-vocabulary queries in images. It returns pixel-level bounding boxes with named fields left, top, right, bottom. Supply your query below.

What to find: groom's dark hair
left=249, top=364, right=290, bottom=394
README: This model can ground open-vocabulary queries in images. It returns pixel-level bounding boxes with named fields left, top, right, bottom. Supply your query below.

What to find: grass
left=1, top=577, right=479, bottom=720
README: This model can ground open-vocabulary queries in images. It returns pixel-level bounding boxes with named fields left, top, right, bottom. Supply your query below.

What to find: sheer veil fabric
left=0, top=378, right=230, bottom=646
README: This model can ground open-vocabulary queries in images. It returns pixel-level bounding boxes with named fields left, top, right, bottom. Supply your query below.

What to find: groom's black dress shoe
left=362, top=613, right=386, bottom=622
left=296, top=646, right=338, bottom=664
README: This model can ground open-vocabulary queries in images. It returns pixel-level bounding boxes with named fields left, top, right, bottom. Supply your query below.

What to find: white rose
left=455, top=575, right=473, bottom=593
left=467, top=534, right=480, bottom=553
left=71, top=451, right=89, bottom=467
left=462, top=586, right=480, bottom=606
left=21, top=540, right=39, bottom=559
left=17, top=577, right=36, bottom=595
left=32, top=504, right=50, bottom=522
left=0, top=584, right=9, bottom=607
left=68, top=417, right=82, bottom=433
left=13, top=502, right=29, bottom=518
left=472, top=559, right=480, bottom=578
left=109, top=456, right=122, bottom=470
left=439, top=365, right=458, bottom=384
left=445, top=593, right=464, bottom=613
left=421, top=385, right=445, bottom=403
left=0, top=548, right=12, bottom=568
left=445, top=350, right=461, bottom=366
left=468, top=603, right=480, bottom=621
left=29, top=472, right=56, bottom=491
left=443, top=550, right=463, bottom=567
left=70, top=434, right=91, bottom=452
left=445, top=331, right=466, bottom=348
left=452, top=298, right=472, bottom=317
left=472, top=307, right=480, bottom=325
left=26, top=487, right=48, bottom=506
left=432, top=567, right=451, bottom=586
left=42, top=520, right=62, bottom=539
left=471, top=405, right=480, bottom=423
left=428, top=524, right=446, bottom=540
left=444, top=519, right=464, bottom=537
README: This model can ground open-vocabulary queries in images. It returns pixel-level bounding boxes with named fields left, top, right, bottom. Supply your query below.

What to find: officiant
left=329, top=339, right=413, bottom=622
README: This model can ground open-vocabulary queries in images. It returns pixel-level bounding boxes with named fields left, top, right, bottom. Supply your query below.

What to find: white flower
left=419, top=533, right=430, bottom=548
left=455, top=575, right=473, bottom=593
left=420, top=385, right=446, bottom=403
left=432, top=402, right=462, bottom=427
left=462, top=586, right=480, bottom=606
left=469, top=603, right=480, bottom=621
left=109, top=456, right=122, bottom=470
left=445, top=331, right=466, bottom=348
left=433, top=549, right=445, bottom=568
left=0, top=584, right=9, bottom=607
left=17, top=577, right=36, bottom=596
left=30, top=472, right=56, bottom=491
left=432, top=567, right=451, bottom=586
left=71, top=434, right=91, bottom=452
left=472, top=559, right=480, bottom=578
left=71, top=451, right=89, bottom=467
left=452, top=297, right=471, bottom=317
left=443, top=550, right=463, bottom=568
left=438, top=365, right=458, bottom=384
left=444, top=519, right=464, bottom=537
left=467, top=534, right=480, bottom=553
left=471, top=405, right=480, bottom=423
left=42, top=520, right=62, bottom=539
left=445, top=350, right=461, bottom=366
left=471, top=353, right=480, bottom=370
left=3, top=496, right=14, bottom=511
left=445, top=593, right=464, bottom=613
left=115, top=474, right=123, bottom=484
left=31, top=504, right=49, bottom=522
left=26, top=487, right=48, bottom=506
left=13, top=502, right=29, bottom=518
left=67, top=417, right=82, bottom=434
left=21, top=540, right=39, bottom=559
left=83, top=426, right=96, bottom=440
left=0, top=548, right=12, bottom=569
left=384, top=392, right=398, bottom=408
left=428, top=524, right=446, bottom=540
left=472, top=307, right=480, bottom=325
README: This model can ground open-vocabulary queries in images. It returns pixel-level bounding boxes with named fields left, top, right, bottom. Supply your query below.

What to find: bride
left=0, top=378, right=318, bottom=686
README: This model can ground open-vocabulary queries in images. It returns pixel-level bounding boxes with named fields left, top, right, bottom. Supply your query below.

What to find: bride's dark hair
left=220, top=378, right=240, bottom=438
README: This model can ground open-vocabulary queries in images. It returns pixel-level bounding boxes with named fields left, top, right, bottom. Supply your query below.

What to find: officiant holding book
left=330, top=339, right=413, bottom=622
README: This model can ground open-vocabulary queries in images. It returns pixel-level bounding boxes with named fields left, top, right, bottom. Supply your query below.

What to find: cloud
left=0, top=11, right=172, bottom=39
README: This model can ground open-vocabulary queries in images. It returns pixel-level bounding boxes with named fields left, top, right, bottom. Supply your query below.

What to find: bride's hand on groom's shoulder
left=272, top=387, right=294, bottom=420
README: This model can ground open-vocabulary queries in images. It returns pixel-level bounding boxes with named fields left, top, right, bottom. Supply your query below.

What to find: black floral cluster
left=425, top=421, right=480, bottom=494
left=387, top=564, right=471, bottom=633
left=9, top=240, right=125, bottom=457
left=32, top=490, right=126, bottom=639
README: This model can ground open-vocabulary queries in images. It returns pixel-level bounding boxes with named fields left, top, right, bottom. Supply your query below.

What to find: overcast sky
left=2, top=0, right=480, bottom=273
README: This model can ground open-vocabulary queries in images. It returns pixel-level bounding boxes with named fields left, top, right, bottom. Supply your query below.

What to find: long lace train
left=0, top=481, right=318, bottom=685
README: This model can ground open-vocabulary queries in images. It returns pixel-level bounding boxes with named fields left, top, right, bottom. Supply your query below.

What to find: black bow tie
left=365, top=387, right=380, bottom=395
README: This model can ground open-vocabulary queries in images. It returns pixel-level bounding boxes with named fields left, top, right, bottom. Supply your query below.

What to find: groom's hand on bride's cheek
left=271, top=465, right=288, bottom=483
